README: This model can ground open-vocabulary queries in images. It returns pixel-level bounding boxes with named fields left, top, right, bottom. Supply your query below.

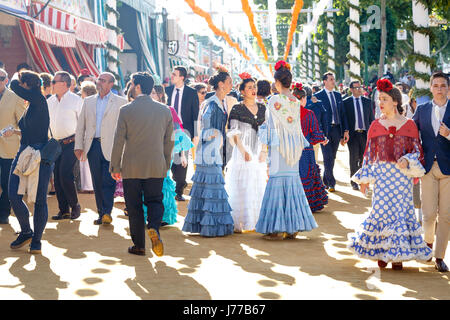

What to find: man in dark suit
left=343, top=80, right=374, bottom=190
left=165, top=66, right=199, bottom=201
left=314, top=72, right=349, bottom=192
left=413, top=71, right=450, bottom=272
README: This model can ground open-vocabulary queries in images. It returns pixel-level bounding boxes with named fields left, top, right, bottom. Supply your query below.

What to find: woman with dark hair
left=145, top=83, right=192, bottom=226
left=292, top=83, right=328, bottom=213
left=182, top=68, right=234, bottom=237
left=348, top=78, right=432, bottom=270
left=256, top=79, right=271, bottom=104
left=225, top=73, right=267, bottom=233
left=6, top=71, right=52, bottom=254
left=151, top=85, right=167, bottom=104
left=255, top=61, right=318, bottom=240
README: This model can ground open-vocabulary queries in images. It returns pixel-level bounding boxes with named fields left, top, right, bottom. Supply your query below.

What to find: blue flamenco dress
left=255, top=95, right=318, bottom=235
left=182, top=95, right=234, bottom=237
left=348, top=119, right=432, bottom=263
left=143, top=116, right=193, bottom=225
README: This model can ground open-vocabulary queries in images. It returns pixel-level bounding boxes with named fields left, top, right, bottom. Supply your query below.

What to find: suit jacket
left=413, top=100, right=450, bottom=174
left=0, top=87, right=26, bottom=159
left=110, top=95, right=174, bottom=179
left=75, top=92, right=128, bottom=161
left=314, top=89, right=348, bottom=137
left=166, top=85, right=199, bottom=140
left=342, top=95, right=374, bottom=137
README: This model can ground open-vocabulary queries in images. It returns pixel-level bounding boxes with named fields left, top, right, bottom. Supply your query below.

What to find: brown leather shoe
left=148, top=228, right=164, bottom=257
left=378, top=260, right=388, bottom=268
left=392, top=262, right=403, bottom=270
left=128, top=246, right=145, bottom=256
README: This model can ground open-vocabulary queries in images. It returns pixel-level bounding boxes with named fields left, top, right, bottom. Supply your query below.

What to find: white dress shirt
left=170, top=85, right=185, bottom=122
left=353, top=96, right=365, bottom=130
left=431, top=99, right=450, bottom=140
left=47, top=91, right=83, bottom=140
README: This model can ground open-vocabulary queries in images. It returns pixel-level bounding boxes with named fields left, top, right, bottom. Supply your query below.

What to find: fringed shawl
left=267, top=94, right=305, bottom=166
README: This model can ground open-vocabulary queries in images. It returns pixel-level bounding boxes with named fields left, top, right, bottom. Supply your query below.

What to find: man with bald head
left=0, top=68, right=26, bottom=224
left=75, top=72, right=127, bottom=225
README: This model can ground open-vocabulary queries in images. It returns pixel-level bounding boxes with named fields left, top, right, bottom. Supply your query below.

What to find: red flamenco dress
left=298, top=106, right=328, bottom=212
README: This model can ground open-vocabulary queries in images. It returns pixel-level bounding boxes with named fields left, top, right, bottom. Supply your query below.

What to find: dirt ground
left=0, top=145, right=449, bottom=300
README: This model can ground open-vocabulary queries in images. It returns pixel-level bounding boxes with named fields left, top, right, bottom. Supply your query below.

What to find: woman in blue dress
left=255, top=61, right=318, bottom=240
left=348, top=79, right=432, bottom=270
left=182, top=69, right=234, bottom=237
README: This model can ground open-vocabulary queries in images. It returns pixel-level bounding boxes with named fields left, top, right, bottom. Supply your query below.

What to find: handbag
left=40, top=127, right=62, bottom=165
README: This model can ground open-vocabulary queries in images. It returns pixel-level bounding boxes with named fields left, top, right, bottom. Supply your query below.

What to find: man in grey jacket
left=110, top=72, right=174, bottom=257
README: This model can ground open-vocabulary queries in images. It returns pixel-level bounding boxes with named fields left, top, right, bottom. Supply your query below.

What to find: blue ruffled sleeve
left=173, top=129, right=194, bottom=154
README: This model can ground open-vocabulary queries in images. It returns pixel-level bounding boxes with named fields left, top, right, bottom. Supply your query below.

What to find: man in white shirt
left=48, top=71, right=83, bottom=221
left=342, top=80, right=374, bottom=190
left=165, top=67, right=199, bottom=201
left=413, top=72, right=450, bottom=272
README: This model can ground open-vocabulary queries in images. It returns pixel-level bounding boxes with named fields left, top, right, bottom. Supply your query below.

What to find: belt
left=355, top=129, right=366, bottom=133
left=93, top=137, right=101, bottom=141
left=58, top=135, right=75, bottom=145
left=331, top=124, right=340, bottom=127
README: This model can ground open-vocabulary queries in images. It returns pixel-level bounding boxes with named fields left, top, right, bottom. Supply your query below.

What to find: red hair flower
left=291, top=82, right=303, bottom=91
left=239, top=72, right=252, bottom=80
left=377, top=78, right=393, bottom=92
left=274, top=60, right=291, bottom=71
left=216, top=64, right=229, bottom=73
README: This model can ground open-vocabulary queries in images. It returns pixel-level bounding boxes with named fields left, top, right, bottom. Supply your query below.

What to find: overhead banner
left=39, top=0, right=93, bottom=21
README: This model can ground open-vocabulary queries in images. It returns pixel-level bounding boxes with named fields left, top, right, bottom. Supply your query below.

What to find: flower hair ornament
left=274, top=60, right=291, bottom=72
left=239, top=72, right=252, bottom=80
left=291, top=82, right=303, bottom=91
left=377, top=78, right=393, bottom=92
left=215, top=64, right=229, bottom=73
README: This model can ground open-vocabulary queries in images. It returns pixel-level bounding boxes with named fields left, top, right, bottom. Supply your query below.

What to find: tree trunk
left=378, top=0, right=387, bottom=78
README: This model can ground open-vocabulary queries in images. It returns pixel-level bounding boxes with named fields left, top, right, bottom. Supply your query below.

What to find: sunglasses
left=51, top=80, right=65, bottom=84
left=0, top=76, right=6, bottom=81
left=199, top=91, right=207, bottom=95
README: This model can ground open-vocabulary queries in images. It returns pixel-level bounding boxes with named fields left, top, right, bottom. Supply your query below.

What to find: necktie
left=329, top=91, right=339, bottom=125
left=355, top=98, right=364, bottom=130
left=174, top=88, right=181, bottom=118
left=434, top=105, right=441, bottom=136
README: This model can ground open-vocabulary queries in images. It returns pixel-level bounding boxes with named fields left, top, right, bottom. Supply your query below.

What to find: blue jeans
left=8, top=144, right=53, bottom=249
left=0, top=157, right=13, bottom=221
left=87, top=139, right=116, bottom=217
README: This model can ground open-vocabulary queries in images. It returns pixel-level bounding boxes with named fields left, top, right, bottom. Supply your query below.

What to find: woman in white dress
left=225, top=73, right=267, bottom=233
left=79, top=82, right=95, bottom=193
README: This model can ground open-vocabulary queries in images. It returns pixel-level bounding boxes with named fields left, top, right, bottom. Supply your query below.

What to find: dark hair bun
left=208, top=71, right=230, bottom=90
left=274, top=67, right=292, bottom=89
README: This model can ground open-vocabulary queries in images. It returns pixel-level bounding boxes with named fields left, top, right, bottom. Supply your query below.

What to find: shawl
left=267, top=94, right=304, bottom=166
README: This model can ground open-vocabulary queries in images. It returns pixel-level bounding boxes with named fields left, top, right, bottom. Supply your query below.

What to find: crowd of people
left=0, top=59, right=448, bottom=273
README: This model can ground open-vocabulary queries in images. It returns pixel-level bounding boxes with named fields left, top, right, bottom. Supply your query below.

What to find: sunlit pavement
left=0, top=145, right=448, bottom=300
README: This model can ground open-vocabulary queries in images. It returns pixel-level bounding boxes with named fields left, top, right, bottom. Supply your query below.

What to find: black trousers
left=123, top=178, right=164, bottom=249
left=171, top=151, right=188, bottom=196
left=54, top=140, right=79, bottom=213
left=348, top=131, right=367, bottom=186
left=321, top=124, right=342, bottom=188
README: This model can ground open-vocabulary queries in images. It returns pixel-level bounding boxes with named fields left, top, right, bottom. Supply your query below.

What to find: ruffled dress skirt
left=299, top=147, right=328, bottom=212
left=255, top=170, right=318, bottom=235
left=182, top=165, right=234, bottom=237
left=348, top=161, right=432, bottom=262
left=225, top=156, right=267, bottom=232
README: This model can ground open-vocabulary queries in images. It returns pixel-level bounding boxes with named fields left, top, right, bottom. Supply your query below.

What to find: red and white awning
left=32, top=2, right=108, bottom=47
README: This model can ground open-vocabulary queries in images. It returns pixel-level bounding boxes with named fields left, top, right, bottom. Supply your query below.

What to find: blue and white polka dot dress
left=348, top=152, right=432, bottom=263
